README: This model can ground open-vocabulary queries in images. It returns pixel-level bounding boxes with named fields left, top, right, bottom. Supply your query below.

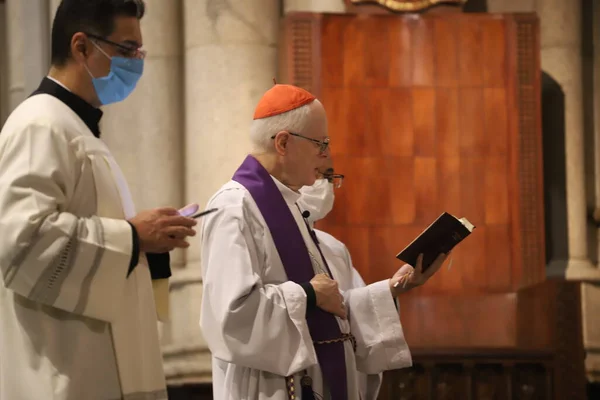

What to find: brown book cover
left=396, top=212, right=475, bottom=271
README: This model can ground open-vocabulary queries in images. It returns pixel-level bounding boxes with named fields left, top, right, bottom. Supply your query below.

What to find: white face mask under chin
left=299, top=179, right=335, bottom=223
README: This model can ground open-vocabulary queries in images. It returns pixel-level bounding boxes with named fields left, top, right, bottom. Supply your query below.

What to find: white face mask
left=299, top=178, right=335, bottom=223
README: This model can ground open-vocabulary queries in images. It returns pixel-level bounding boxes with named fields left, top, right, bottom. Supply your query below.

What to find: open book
left=396, top=212, right=475, bottom=272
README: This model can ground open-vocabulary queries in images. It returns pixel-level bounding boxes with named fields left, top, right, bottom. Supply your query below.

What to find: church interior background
left=1, top=0, right=600, bottom=398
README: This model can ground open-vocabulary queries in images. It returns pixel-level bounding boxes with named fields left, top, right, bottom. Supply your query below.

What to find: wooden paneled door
left=279, top=12, right=544, bottom=294
left=278, top=12, right=587, bottom=399
left=279, top=12, right=544, bottom=348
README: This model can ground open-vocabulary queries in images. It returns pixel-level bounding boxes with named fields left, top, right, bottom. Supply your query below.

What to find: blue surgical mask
left=85, top=42, right=144, bottom=105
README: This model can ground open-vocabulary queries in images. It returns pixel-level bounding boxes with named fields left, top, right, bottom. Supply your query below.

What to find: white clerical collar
left=46, top=76, right=71, bottom=92
left=271, top=175, right=301, bottom=206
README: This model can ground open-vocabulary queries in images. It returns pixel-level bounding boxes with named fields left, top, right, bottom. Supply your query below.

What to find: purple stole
left=232, top=155, right=348, bottom=400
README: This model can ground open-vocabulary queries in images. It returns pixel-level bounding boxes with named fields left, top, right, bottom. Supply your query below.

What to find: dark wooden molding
left=278, top=13, right=322, bottom=99
left=507, top=13, right=546, bottom=288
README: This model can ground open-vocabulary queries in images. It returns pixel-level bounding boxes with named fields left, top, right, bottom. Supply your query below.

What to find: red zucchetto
left=253, top=83, right=316, bottom=120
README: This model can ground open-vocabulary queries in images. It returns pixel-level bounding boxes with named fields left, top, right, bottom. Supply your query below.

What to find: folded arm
left=0, top=124, right=136, bottom=322
left=200, top=192, right=318, bottom=376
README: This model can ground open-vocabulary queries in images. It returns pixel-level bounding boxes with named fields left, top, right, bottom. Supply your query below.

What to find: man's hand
left=390, top=253, right=449, bottom=296
left=310, top=273, right=347, bottom=319
left=129, top=207, right=198, bottom=253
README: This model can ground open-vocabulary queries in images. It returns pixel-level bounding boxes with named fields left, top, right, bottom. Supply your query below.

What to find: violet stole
left=232, top=155, right=348, bottom=400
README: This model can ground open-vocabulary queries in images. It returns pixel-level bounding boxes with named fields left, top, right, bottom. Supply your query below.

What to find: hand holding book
left=390, top=253, right=449, bottom=296
left=396, top=212, right=474, bottom=271
left=389, top=212, right=475, bottom=296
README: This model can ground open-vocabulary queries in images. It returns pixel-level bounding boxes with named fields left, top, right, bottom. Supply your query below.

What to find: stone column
left=5, top=0, right=24, bottom=112
left=22, top=0, right=50, bottom=96
left=4, top=0, right=49, bottom=113
left=284, top=0, right=345, bottom=13
left=48, top=0, right=61, bottom=55
left=0, top=1, right=7, bottom=125
left=490, top=0, right=600, bottom=382
left=101, top=0, right=184, bottom=230
left=537, top=0, right=599, bottom=280
left=489, top=0, right=600, bottom=279
left=170, top=0, right=280, bottom=384
left=49, top=0, right=61, bottom=27
left=99, top=0, right=185, bottom=347
left=582, top=0, right=600, bottom=384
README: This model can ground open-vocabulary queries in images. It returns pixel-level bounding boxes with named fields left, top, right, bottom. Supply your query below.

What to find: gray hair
left=249, top=99, right=322, bottom=153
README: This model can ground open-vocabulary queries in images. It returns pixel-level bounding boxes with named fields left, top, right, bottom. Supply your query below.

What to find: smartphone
left=179, top=204, right=200, bottom=217
left=190, top=208, right=218, bottom=219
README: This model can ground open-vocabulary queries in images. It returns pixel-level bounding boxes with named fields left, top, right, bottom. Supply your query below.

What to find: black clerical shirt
left=30, top=77, right=171, bottom=280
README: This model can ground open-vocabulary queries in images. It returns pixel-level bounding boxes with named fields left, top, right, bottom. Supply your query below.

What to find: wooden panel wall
left=281, top=12, right=586, bottom=399
left=280, top=13, right=545, bottom=296
left=386, top=280, right=587, bottom=399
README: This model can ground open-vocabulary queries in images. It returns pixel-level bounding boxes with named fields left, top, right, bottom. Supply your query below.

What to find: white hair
left=249, top=99, right=322, bottom=153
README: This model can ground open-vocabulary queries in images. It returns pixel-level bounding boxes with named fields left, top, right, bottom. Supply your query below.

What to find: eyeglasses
left=85, top=33, right=147, bottom=59
left=323, top=173, right=344, bottom=189
left=271, top=131, right=330, bottom=154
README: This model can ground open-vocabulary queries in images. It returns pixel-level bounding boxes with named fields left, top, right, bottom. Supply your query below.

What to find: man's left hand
left=389, top=253, right=449, bottom=296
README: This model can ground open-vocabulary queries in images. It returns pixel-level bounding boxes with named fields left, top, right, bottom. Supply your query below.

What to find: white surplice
left=200, top=177, right=412, bottom=400
left=314, top=228, right=405, bottom=400
left=0, top=94, right=167, bottom=400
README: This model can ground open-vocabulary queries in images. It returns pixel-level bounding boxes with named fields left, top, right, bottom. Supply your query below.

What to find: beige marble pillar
left=99, top=0, right=185, bottom=350
left=22, top=0, right=50, bottom=95
left=490, top=0, right=600, bottom=381
left=285, top=0, right=345, bottom=13
left=537, top=0, right=600, bottom=280
left=101, top=0, right=184, bottom=230
left=581, top=0, right=600, bottom=384
left=4, top=0, right=49, bottom=113
left=49, top=0, right=61, bottom=26
left=48, top=0, right=62, bottom=56
left=489, top=0, right=600, bottom=279
left=171, top=0, right=280, bottom=384
left=5, top=0, right=24, bottom=112
left=0, top=1, right=7, bottom=125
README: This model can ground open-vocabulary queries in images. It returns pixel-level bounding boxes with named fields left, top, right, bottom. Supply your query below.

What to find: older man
left=200, top=84, right=447, bottom=399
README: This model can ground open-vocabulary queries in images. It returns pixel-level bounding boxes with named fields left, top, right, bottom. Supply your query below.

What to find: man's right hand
left=310, top=273, right=347, bottom=319
left=128, top=207, right=198, bottom=253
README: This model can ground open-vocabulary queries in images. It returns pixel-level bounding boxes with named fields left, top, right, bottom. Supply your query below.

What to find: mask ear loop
left=90, top=39, right=111, bottom=59
left=82, top=62, right=95, bottom=79
left=78, top=39, right=94, bottom=79
left=82, top=40, right=112, bottom=79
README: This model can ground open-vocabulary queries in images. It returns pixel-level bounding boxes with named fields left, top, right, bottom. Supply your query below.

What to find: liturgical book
left=396, top=212, right=475, bottom=272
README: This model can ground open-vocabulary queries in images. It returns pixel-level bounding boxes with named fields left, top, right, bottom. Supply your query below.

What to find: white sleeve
left=341, top=245, right=413, bottom=374
left=199, top=191, right=318, bottom=376
left=0, top=124, right=134, bottom=322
